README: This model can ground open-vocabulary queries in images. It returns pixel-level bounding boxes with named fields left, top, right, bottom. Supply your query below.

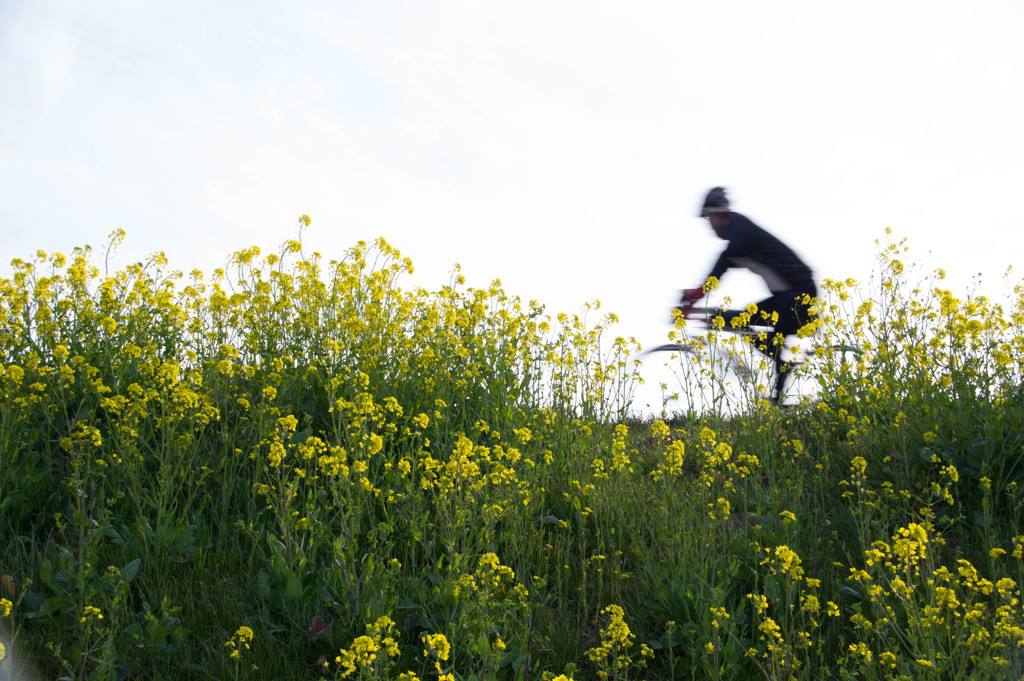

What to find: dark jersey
left=707, top=212, right=813, bottom=294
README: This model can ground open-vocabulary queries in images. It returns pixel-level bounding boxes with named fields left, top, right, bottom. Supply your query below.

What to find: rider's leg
left=774, top=353, right=798, bottom=406
left=699, top=307, right=789, bottom=404
left=697, top=283, right=818, bottom=405
left=752, top=330, right=789, bottom=406
left=752, top=286, right=817, bottom=405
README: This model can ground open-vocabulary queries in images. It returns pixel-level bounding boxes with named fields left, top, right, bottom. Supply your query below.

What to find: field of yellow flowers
left=1, top=222, right=1023, bottom=680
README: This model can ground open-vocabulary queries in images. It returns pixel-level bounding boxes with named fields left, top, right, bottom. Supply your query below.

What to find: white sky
left=2, top=1, right=1023, bottom=412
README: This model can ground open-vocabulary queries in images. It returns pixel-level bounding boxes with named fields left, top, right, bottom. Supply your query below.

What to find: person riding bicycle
left=677, top=186, right=818, bottom=405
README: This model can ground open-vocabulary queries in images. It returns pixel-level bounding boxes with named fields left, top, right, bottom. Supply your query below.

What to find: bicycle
left=644, top=305, right=861, bottom=413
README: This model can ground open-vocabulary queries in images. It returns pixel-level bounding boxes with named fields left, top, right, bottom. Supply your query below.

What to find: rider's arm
left=682, top=247, right=732, bottom=309
left=707, top=233, right=743, bottom=286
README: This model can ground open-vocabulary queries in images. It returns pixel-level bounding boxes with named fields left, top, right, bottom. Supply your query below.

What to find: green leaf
left=271, top=554, right=289, bottom=582
left=473, top=632, right=490, bottom=656
left=120, top=558, right=142, bottom=583
left=31, top=596, right=67, bottom=619
left=284, top=574, right=302, bottom=603
left=39, top=558, right=57, bottom=591
left=101, top=526, right=124, bottom=544
left=257, top=570, right=271, bottom=600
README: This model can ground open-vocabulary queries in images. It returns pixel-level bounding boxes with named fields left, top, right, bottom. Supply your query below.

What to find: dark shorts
left=754, top=281, right=818, bottom=337
left=710, top=280, right=818, bottom=340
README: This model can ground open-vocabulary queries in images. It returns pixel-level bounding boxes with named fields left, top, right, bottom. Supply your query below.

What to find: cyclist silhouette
left=677, top=187, right=818, bottom=405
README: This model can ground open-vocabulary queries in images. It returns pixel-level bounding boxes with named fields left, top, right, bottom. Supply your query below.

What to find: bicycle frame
left=647, top=305, right=862, bottom=411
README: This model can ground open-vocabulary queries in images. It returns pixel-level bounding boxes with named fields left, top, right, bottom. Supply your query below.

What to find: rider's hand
left=672, top=288, right=704, bottom=323
left=680, top=287, right=704, bottom=305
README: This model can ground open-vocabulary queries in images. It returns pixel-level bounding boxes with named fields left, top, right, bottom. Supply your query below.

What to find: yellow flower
left=422, top=633, right=451, bottom=661
left=770, top=545, right=804, bottom=581
left=81, top=605, right=103, bottom=623
left=848, top=641, right=872, bottom=662
left=225, top=624, right=254, bottom=659
left=759, top=617, right=784, bottom=644
left=996, top=577, right=1017, bottom=598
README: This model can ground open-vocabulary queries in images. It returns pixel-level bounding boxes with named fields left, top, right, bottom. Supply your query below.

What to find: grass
left=1, top=224, right=1023, bottom=680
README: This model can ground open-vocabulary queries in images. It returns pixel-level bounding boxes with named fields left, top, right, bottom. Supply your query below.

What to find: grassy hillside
left=1, top=224, right=1023, bottom=680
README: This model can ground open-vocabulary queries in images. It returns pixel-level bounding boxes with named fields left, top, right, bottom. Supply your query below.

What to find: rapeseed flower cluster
left=6, top=227, right=1024, bottom=679
left=225, top=625, right=253, bottom=660
left=584, top=605, right=653, bottom=679
left=843, top=519, right=1024, bottom=676
left=421, top=632, right=454, bottom=680
left=333, top=617, right=401, bottom=679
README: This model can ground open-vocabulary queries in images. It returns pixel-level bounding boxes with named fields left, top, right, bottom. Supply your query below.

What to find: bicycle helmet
left=699, top=186, right=730, bottom=217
